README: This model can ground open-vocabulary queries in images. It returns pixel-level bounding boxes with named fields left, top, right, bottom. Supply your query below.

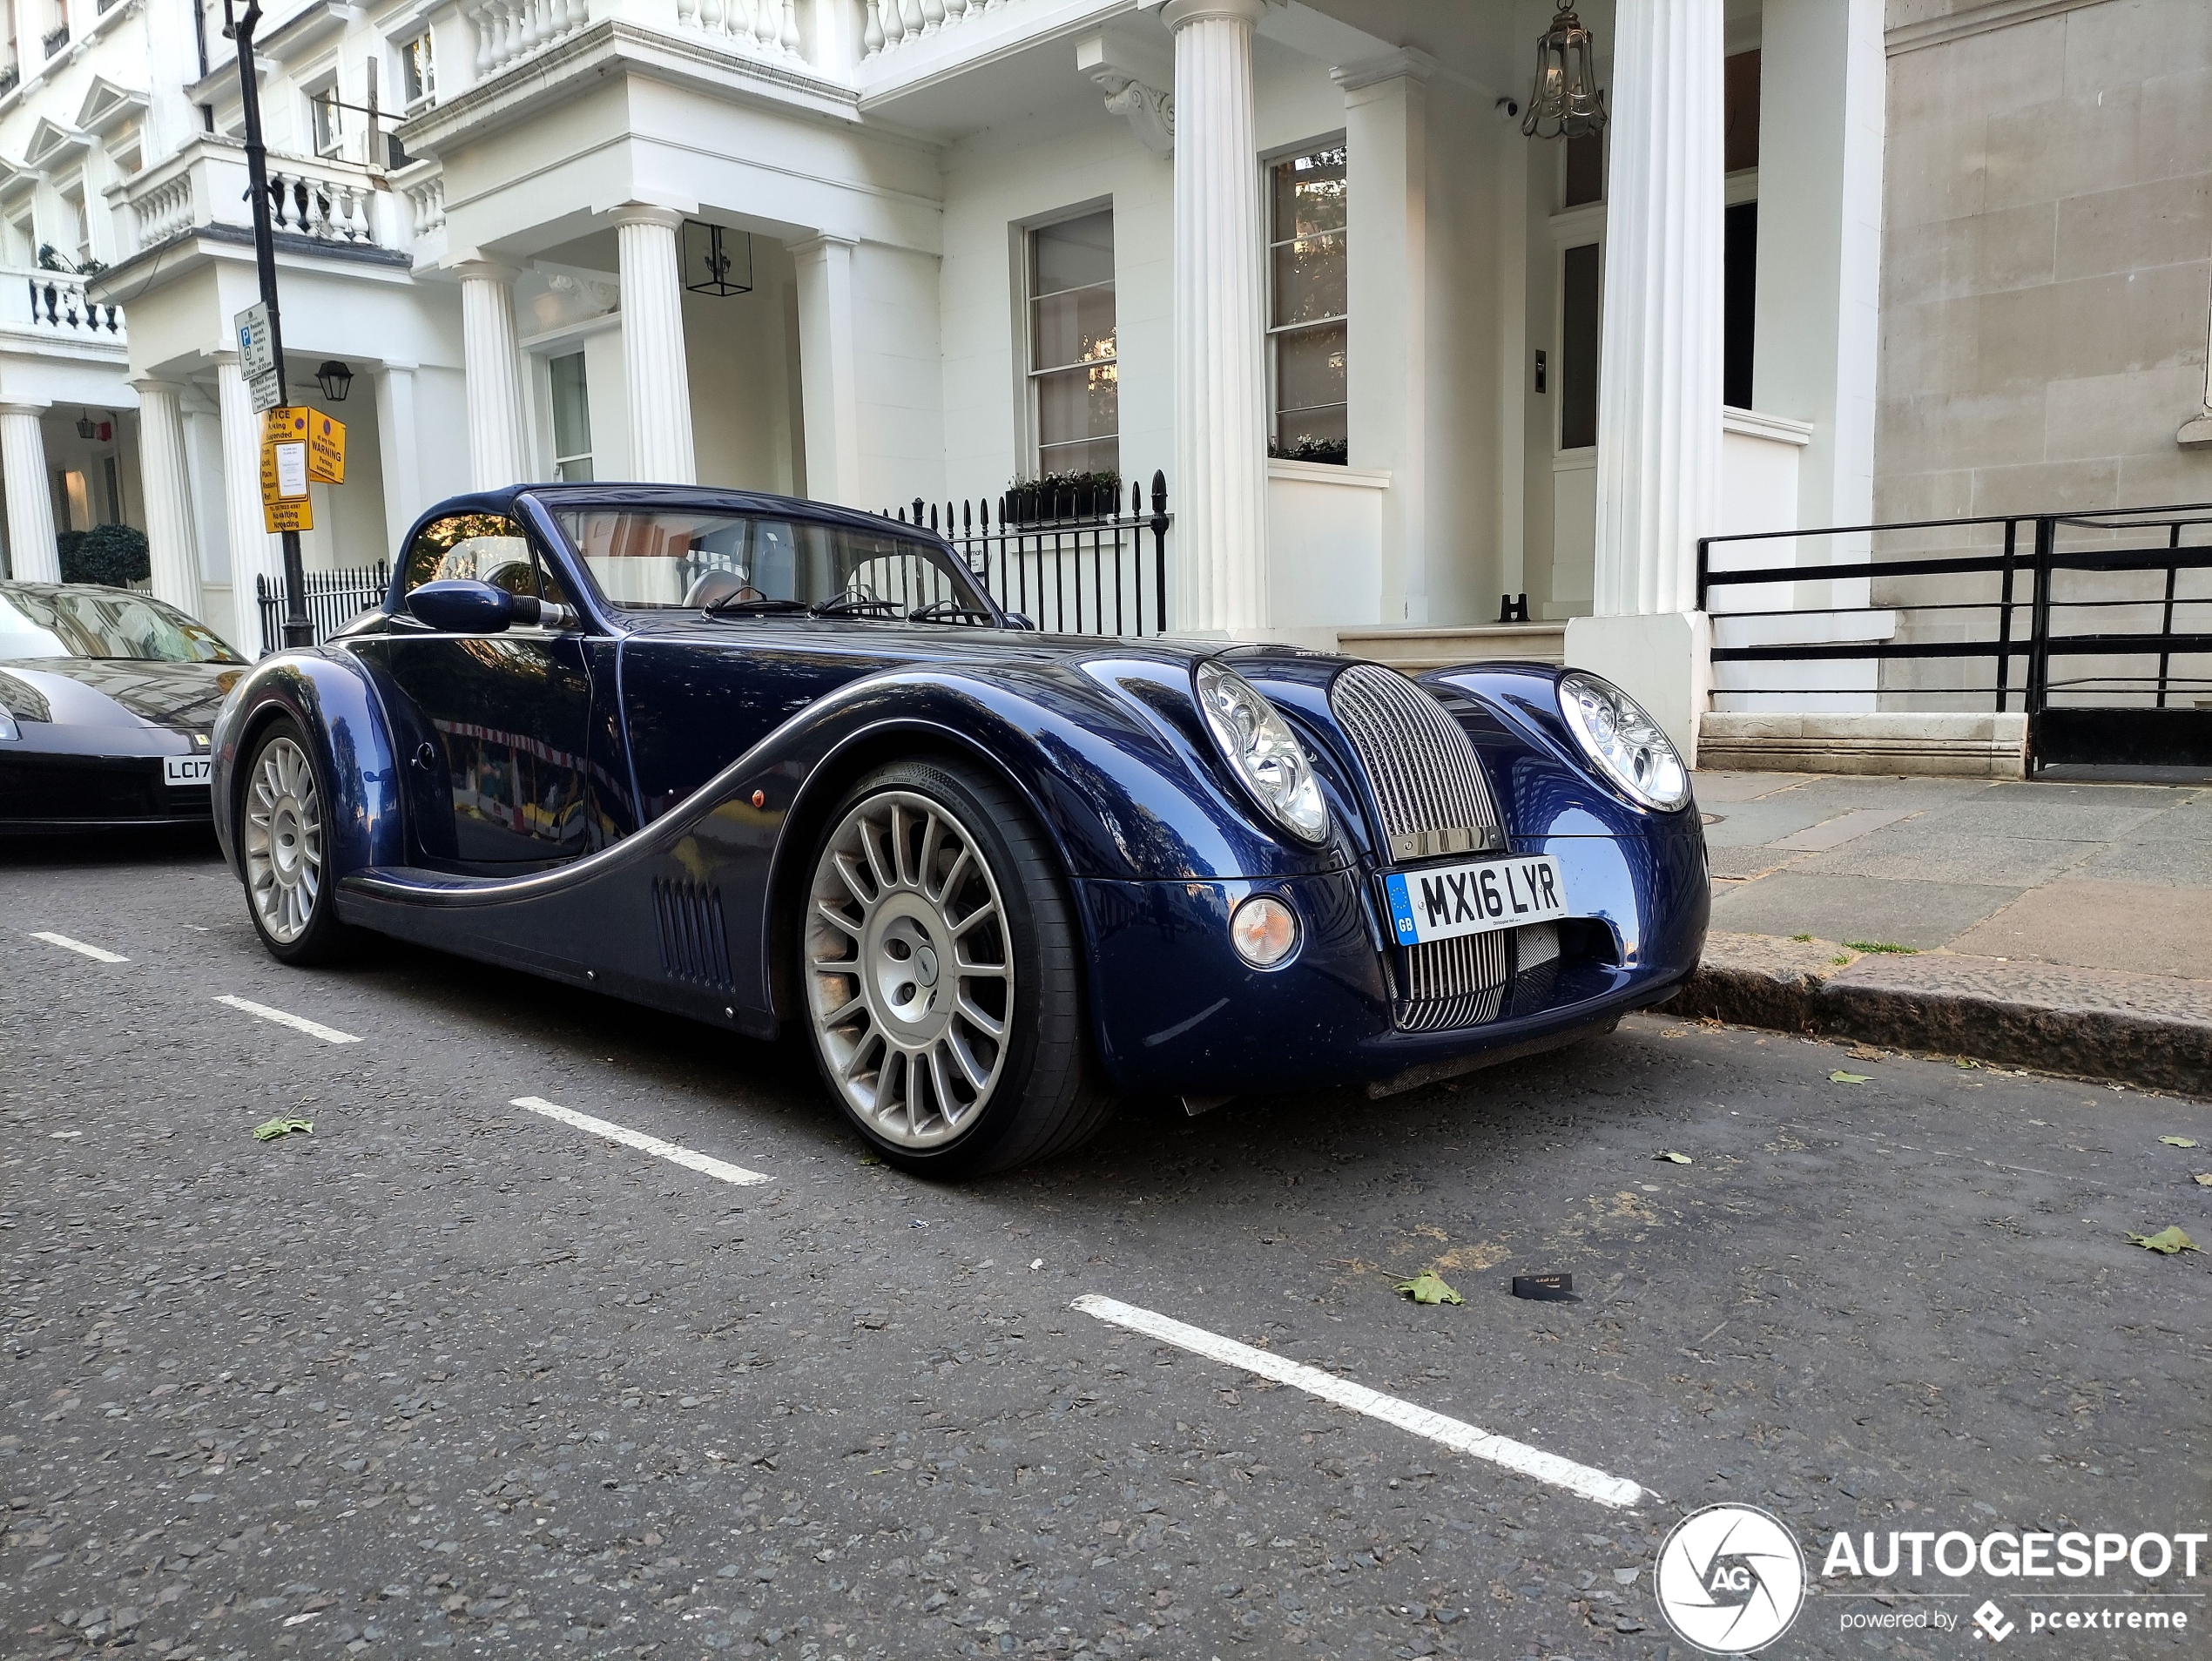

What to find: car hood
left=0, top=656, right=243, bottom=729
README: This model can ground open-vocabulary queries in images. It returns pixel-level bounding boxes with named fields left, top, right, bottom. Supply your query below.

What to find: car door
left=353, top=512, right=597, bottom=868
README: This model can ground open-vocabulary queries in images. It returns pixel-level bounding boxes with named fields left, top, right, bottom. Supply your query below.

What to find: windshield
left=0, top=586, right=245, bottom=664
left=552, top=509, right=995, bottom=619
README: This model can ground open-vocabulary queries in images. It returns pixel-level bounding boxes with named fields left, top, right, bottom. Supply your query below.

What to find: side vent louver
left=653, top=877, right=734, bottom=989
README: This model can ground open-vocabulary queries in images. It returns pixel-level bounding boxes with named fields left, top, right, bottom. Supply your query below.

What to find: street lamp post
left=223, top=0, right=313, bottom=650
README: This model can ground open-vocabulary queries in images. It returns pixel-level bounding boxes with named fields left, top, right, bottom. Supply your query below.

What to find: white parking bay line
left=30, top=931, right=129, bottom=964
left=510, top=1096, right=771, bottom=1187
left=214, top=994, right=361, bottom=1045
left=1073, top=1293, right=1644, bottom=1510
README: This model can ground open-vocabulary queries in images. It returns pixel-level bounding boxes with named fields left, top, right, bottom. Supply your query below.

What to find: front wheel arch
left=763, top=723, right=1082, bottom=1031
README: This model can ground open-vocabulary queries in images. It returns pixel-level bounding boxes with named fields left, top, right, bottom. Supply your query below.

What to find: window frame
left=307, top=79, right=344, bottom=159
left=396, top=26, right=436, bottom=112
left=547, top=349, right=593, bottom=483
left=1263, top=134, right=1350, bottom=463
left=1019, top=199, right=1119, bottom=482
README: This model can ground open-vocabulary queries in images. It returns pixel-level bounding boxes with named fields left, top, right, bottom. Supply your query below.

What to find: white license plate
left=164, top=755, right=212, bottom=787
left=1383, top=854, right=1568, bottom=946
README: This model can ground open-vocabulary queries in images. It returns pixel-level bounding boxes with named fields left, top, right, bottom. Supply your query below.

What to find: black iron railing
left=1698, top=504, right=2212, bottom=768
left=256, top=562, right=388, bottom=655
left=887, top=471, right=1172, bottom=637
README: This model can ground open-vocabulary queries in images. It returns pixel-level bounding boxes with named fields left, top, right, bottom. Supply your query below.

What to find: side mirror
left=408, top=579, right=513, bottom=633
left=407, top=581, right=576, bottom=633
left=1004, top=611, right=1037, bottom=631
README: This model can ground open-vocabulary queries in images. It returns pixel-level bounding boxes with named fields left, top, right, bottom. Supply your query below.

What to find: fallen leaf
left=1846, top=1046, right=1884, bottom=1061
left=1395, top=1270, right=1463, bottom=1306
left=1654, top=1151, right=1692, bottom=1165
left=2126, top=1226, right=2198, bottom=1255
left=251, top=1117, right=313, bottom=1142
left=1830, top=1071, right=1872, bottom=1084
left=1954, top=1057, right=1981, bottom=1070
left=2195, top=1175, right=2212, bottom=1188
left=2158, top=1137, right=2198, bottom=1149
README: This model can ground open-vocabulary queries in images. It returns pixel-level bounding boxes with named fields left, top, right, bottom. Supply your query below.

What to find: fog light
left=1230, top=895, right=1299, bottom=969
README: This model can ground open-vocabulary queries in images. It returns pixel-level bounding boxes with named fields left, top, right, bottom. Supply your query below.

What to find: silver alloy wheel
left=242, top=734, right=324, bottom=944
left=805, top=787, right=1014, bottom=1147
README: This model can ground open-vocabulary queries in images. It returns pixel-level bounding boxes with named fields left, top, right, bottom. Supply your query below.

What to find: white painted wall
left=937, top=97, right=1173, bottom=507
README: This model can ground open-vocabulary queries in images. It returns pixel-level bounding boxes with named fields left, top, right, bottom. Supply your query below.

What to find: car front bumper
left=1076, top=809, right=1709, bottom=1097
left=0, top=745, right=213, bottom=829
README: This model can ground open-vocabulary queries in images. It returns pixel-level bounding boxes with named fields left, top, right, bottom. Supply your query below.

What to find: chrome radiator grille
left=1399, top=930, right=1509, bottom=1032
left=1328, top=664, right=1501, bottom=862
left=1329, top=664, right=1516, bottom=1031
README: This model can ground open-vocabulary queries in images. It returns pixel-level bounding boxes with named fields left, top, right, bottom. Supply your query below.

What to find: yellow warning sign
left=260, top=439, right=309, bottom=504
left=263, top=496, right=313, bottom=534
left=262, top=406, right=345, bottom=484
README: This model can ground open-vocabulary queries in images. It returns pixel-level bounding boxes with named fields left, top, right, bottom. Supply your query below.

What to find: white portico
left=17, top=0, right=1891, bottom=727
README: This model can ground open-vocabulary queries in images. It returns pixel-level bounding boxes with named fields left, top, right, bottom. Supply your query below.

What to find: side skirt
left=334, top=883, right=781, bottom=1042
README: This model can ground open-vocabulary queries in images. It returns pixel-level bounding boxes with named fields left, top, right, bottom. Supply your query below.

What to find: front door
left=354, top=512, right=596, bottom=868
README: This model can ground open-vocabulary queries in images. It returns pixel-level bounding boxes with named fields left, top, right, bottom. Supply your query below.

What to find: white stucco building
left=0, top=0, right=2205, bottom=762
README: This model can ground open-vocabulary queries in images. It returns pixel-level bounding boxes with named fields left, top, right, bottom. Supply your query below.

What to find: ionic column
left=1565, top=0, right=1724, bottom=760
left=373, top=363, right=424, bottom=553
left=131, top=379, right=205, bottom=621
left=1163, top=0, right=1270, bottom=637
left=458, top=259, right=529, bottom=489
left=0, top=401, right=57, bottom=583
left=613, top=205, right=698, bottom=484
left=213, top=352, right=287, bottom=654
left=1591, top=0, right=1724, bottom=618
left=790, top=233, right=860, bottom=504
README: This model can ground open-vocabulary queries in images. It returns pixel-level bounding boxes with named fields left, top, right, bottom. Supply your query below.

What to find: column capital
left=0, top=397, right=51, bottom=416
left=455, top=257, right=523, bottom=285
left=130, top=376, right=185, bottom=398
left=787, top=233, right=859, bottom=261
left=610, top=202, right=687, bottom=233
left=1157, top=0, right=1270, bottom=32
left=1331, top=48, right=1436, bottom=95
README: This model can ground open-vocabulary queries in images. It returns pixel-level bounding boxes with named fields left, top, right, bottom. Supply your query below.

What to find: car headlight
left=1557, top=671, right=1689, bottom=811
left=0, top=706, right=17, bottom=741
left=1195, top=660, right=1330, bottom=845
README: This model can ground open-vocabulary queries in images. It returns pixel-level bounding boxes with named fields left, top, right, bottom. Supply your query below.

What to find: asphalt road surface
left=3, top=833, right=2208, bottom=1660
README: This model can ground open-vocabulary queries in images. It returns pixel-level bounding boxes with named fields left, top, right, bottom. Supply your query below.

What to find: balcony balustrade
left=862, top=0, right=1010, bottom=60
left=2, top=265, right=125, bottom=341
left=117, top=138, right=432, bottom=260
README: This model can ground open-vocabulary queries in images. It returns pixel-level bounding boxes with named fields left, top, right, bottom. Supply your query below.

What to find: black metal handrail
left=256, top=562, right=388, bottom=655
left=886, top=471, right=1172, bottom=637
left=1698, top=503, right=2212, bottom=770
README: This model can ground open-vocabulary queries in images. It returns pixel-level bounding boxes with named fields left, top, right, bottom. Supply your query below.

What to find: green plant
left=1268, top=436, right=1349, bottom=465
left=1843, top=940, right=1916, bottom=955
left=59, top=523, right=151, bottom=587
left=1001, top=470, right=1128, bottom=523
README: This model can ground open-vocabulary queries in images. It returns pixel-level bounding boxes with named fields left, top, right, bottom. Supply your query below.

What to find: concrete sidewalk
left=1670, top=771, right=2212, bottom=1090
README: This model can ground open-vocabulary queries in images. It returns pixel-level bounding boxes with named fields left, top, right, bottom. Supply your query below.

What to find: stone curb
left=1661, top=932, right=2212, bottom=1095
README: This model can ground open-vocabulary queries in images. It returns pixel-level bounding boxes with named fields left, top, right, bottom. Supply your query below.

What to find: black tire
left=799, top=757, right=1113, bottom=1177
left=237, top=714, right=355, bottom=966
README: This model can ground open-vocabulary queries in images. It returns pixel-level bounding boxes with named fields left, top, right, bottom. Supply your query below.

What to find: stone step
left=1334, top=623, right=1569, bottom=672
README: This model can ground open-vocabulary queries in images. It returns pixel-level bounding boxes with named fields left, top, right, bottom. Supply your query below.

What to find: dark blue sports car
left=211, top=483, right=1707, bottom=1174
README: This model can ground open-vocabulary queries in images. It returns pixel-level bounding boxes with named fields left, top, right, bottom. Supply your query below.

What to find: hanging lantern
left=683, top=220, right=754, bottom=298
left=314, top=360, right=354, bottom=401
left=75, top=408, right=95, bottom=439
left=1521, top=4, right=1608, bottom=141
